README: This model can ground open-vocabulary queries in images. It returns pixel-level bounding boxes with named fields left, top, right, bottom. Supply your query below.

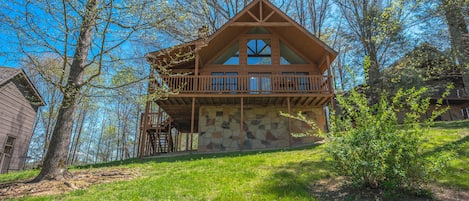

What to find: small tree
left=283, top=87, right=453, bottom=192
left=327, top=86, right=454, bottom=191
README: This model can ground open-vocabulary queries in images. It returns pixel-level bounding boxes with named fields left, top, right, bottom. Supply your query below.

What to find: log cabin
left=0, top=67, right=45, bottom=173
left=138, top=0, right=337, bottom=157
left=382, top=43, right=469, bottom=121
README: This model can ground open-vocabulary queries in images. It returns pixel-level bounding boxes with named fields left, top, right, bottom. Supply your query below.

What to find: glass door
left=249, top=72, right=271, bottom=94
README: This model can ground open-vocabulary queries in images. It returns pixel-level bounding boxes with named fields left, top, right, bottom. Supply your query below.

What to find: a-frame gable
left=231, top=0, right=288, bottom=25
left=200, top=0, right=337, bottom=73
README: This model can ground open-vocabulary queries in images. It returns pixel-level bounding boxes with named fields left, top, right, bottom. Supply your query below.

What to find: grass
left=1, top=120, right=468, bottom=200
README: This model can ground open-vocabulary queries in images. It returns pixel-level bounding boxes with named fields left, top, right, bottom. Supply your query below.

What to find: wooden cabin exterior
left=0, top=67, right=45, bottom=173
left=383, top=43, right=469, bottom=121
left=138, top=0, right=337, bottom=157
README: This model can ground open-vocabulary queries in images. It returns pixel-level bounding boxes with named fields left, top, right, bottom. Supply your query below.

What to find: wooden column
left=240, top=97, right=244, bottom=151
left=189, top=97, right=196, bottom=151
left=326, top=55, right=333, bottom=94
left=139, top=77, right=153, bottom=157
left=194, top=49, right=200, bottom=92
left=287, top=97, right=292, bottom=147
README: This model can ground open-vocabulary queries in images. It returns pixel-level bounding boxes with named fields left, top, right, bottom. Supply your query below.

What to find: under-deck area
left=138, top=81, right=333, bottom=157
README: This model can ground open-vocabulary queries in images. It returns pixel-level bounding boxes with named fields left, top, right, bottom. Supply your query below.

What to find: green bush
left=328, top=87, right=452, bottom=190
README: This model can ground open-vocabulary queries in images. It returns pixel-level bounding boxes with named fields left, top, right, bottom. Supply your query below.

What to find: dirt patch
left=310, top=177, right=469, bottom=201
left=0, top=168, right=138, bottom=199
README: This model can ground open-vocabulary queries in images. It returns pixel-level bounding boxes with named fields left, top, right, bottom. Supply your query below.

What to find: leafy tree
left=333, top=0, right=415, bottom=101
left=1, top=0, right=183, bottom=181
left=439, top=0, right=469, bottom=95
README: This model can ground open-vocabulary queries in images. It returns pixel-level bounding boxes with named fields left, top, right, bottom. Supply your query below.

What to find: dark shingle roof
left=0, top=67, right=22, bottom=85
left=0, top=66, right=45, bottom=106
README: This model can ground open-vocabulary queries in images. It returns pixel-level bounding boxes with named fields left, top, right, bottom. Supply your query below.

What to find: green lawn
left=2, top=120, right=468, bottom=200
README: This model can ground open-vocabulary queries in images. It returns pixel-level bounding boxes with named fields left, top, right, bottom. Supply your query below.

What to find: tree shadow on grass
left=256, top=158, right=333, bottom=200
left=75, top=143, right=324, bottom=169
left=432, top=120, right=469, bottom=129
left=423, top=135, right=469, bottom=157
left=259, top=161, right=438, bottom=201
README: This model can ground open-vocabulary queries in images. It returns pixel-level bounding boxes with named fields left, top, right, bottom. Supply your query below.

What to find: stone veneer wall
left=198, top=105, right=325, bottom=152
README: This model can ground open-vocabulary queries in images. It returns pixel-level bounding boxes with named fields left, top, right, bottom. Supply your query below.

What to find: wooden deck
left=152, top=74, right=332, bottom=96
left=148, top=74, right=333, bottom=133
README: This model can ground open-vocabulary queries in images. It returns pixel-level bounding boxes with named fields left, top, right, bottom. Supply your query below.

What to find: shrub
left=327, top=87, right=451, bottom=190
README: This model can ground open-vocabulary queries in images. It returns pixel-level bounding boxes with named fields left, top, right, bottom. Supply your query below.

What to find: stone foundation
left=198, top=105, right=325, bottom=152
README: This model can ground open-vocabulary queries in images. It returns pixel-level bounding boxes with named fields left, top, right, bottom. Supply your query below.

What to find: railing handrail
left=151, top=74, right=333, bottom=95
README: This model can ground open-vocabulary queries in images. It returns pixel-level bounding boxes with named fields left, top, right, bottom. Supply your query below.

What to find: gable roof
left=206, top=0, right=337, bottom=59
left=147, top=0, right=337, bottom=73
left=0, top=67, right=46, bottom=106
left=382, top=43, right=464, bottom=92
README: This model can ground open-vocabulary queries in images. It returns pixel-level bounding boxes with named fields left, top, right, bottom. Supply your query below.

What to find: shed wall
left=0, top=80, right=37, bottom=172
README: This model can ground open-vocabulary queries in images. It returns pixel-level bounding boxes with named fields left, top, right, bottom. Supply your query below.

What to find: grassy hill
left=1, top=120, right=468, bottom=200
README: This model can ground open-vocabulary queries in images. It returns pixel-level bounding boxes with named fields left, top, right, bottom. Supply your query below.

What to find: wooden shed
left=0, top=67, right=45, bottom=173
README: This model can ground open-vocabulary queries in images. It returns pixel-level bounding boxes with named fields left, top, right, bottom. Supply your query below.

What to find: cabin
left=0, top=67, right=45, bottom=173
left=382, top=43, right=469, bottom=121
left=138, top=0, right=337, bottom=157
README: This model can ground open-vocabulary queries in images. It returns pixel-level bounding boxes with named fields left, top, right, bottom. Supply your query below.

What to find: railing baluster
left=157, top=74, right=331, bottom=95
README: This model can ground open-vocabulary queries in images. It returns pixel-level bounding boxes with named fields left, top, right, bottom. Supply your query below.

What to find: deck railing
left=151, top=75, right=332, bottom=95
left=433, top=88, right=469, bottom=99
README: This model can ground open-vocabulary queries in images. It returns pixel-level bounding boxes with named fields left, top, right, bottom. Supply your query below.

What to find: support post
left=326, top=55, right=333, bottom=94
left=194, top=46, right=199, bottom=92
left=240, top=97, right=244, bottom=151
left=190, top=97, right=196, bottom=151
left=139, top=97, right=151, bottom=157
left=287, top=97, right=292, bottom=147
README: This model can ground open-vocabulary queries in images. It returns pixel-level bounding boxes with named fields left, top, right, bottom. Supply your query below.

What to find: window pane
left=247, top=39, right=272, bottom=65
left=213, top=42, right=239, bottom=65
left=280, top=41, right=306, bottom=64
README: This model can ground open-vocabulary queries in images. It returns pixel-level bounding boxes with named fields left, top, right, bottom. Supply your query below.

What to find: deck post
left=287, top=97, right=292, bottom=147
left=326, top=55, right=333, bottom=94
left=139, top=75, right=153, bottom=157
left=240, top=97, right=244, bottom=151
left=194, top=49, right=199, bottom=92
left=190, top=97, right=196, bottom=151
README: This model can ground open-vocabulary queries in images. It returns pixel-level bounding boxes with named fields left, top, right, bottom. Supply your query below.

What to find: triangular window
left=280, top=41, right=307, bottom=64
left=212, top=41, right=239, bottom=65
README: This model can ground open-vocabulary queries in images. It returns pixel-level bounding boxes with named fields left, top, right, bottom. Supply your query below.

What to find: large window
left=280, top=41, right=307, bottom=65
left=249, top=72, right=271, bottom=94
left=212, top=72, right=238, bottom=92
left=247, top=39, right=272, bottom=65
left=212, top=41, right=239, bottom=65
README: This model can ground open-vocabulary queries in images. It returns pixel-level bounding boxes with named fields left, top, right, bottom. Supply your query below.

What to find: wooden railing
left=151, top=75, right=332, bottom=95
left=433, top=88, right=469, bottom=99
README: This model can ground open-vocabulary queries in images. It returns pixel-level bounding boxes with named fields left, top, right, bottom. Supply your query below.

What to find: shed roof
left=0, top=67, right=46, bottom=106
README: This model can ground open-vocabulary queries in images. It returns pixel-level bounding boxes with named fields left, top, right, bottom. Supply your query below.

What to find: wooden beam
left=240, top=97, right=244, bottom=151
left=326, top=55, right=333, bottom=94
left=263, top=11, right=275, bottom=22
left=247, top=10, right=260, bottom=22
left=230, top=22, right=292, bottom=27
left=259, top=0, right=263, bottom=21
left=287, top=97, right=292, bottom=147
left=189, top=97, right=196, bottom=151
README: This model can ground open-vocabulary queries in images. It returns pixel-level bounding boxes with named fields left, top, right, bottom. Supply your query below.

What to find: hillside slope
left=1, top=120, right=468, bottom=200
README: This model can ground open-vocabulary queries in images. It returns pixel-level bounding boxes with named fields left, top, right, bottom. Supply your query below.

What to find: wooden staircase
left=138, top=104, right=180, bottom=157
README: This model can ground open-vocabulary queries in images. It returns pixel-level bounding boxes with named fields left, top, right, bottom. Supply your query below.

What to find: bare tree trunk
left=32, top=0, right=98, bottom=182
left=95, top=116, right=106, bottom=164
left=71, top=107, right=88, bottom=165
left=442, top=0, right=469, bottom=94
